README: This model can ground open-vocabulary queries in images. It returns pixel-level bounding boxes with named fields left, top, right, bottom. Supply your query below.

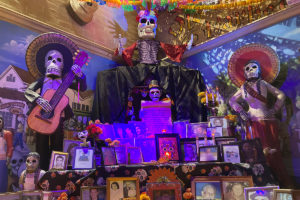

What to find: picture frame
left=221, top=144, right=241, bottom=163
left=107, top=177, right=140, bottom=200
left=221, top=176, right=254, bottom=200
left=155, top=134, right=181, bottom=162
left=73, top=147, right=94, bottom=169
left=135, top=138, right=156, bottom=162
left=198, top=145, right=219, bottom=162
left=273, top=189, right=300, bottom=200
left=198, top=138, right=215, bottom=147
left=146, top=182, right=182, bottom=200
left=63, top=139, right=82, bottom=166
left=215, top=137, right=237, bottom=156
left=101, top=147, right=117, bottom=166
left=81, top=186, right=106, bottom=200
left=173, top=120, right=189, bottom=138
left=180, top=138, right=198, bottom=162
left=244, top=186, right=279, bottom=200
left=206, top=126, right=223, bottom=137
left=187, top=122, right=209, bottom=138
left=42, top=190, right=68, bottom=200
left=127, top=147, right=143, bottom=164
left=114, top=145, right=127, bottom=165
left=128, top=121, right=147, bottom=138
left=20, top=190, right=42, bottom=200
left=237, top=138, right=266, bottom=164
left=208, top=116, right=228, bottom=128
left=191, top=177, right=223, bottom=200
left=113, top=123, right=136, bottom=138
left=0, top=192, right=21, bottom=200
left=49, top=151, right=69, bottom=170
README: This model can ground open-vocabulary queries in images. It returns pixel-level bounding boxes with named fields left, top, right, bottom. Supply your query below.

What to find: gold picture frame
left=273, top=189, right=300, bottom=200
left=49, top=151, right=69, bottom=170
left=81, top=186, right=106, bottom=200
left=107, top=177, right=140, bottom=200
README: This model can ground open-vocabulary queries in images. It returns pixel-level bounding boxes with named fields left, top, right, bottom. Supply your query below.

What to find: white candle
left=205, top=90, right=208, bottom=104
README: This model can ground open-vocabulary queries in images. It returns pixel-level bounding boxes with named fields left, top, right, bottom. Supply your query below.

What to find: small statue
left=0, top=115, right=13, bottom=193
left=19, top=152, right=46, bottom=190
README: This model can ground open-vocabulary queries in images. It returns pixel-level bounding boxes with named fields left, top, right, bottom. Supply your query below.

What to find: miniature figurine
left=77, top=130, right=91, bottom=147
left=228, top=43, right=292, bottom=187
left=24, top=33, right=87, bottom=170
left=0, top=115, right=13, bottom=193
left=19, top=152, right=46, bottom=191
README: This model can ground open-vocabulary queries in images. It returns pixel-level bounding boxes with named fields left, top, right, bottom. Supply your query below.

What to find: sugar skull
left=10, top=150, right=25, bottom=176
left=148, top=80, right=161, bottom=101
left=77, top=130, right=88, bottom=141
left=137, top=10, right=158, bottom=39
left=160, top=139, right=178, bottom=160
left=25, top=152, right=40, bottom=172
left=45, top=50, right=64, bottom=77
left=244, top=60, right=261, bottom=80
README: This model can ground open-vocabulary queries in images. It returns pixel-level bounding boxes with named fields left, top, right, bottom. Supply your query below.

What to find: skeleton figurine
left=77, top=130, right=90, bottom=147
left=0, top=115, right=13, bottom=192
left=25, top=33, right=87, bottom=170
left=118, top=10, right=193, bottom=66
left=19, top=152, right=46, bottom=191
left=149, top=80, right=161, bottom=102
left=228, top=44, right=292, bottom=187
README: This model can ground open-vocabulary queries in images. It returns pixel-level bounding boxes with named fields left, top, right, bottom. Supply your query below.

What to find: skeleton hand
left=187, top=34, right=193, bottom=50
left=239, top=110, right=249, bottom=121
left=36, top=98, right=52, bottom=112
left=71, top=64, right=83, bottom=77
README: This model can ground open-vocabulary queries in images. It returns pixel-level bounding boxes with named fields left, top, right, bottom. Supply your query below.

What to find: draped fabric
left=92, top=63, right=207, bottom=123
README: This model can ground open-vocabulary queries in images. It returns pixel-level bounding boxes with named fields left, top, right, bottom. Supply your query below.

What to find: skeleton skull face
left=149, top=88, right=161, bottom=101
left=137, top=10, right=157, bottom=39
left=40, top=179, right=50, bottom=191
left=26, top=155, right=40, bottom=172
left=45, top=50, right=64, bottom=77
left=0, top=117, right=3, bottom=130
left=244, top=61, right=261, bottom=80
left=10, top=150, right=25, bottom=176
left=77, top=130, right=88, bottom=141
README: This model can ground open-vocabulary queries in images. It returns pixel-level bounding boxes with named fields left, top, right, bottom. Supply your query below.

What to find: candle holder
left=198, top=89, right=220, bottom=117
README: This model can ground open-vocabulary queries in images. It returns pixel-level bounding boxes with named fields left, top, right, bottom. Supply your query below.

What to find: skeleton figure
left=19, top=152, right=46, bottom=191
left=77, top=130, right=90, bottom=147
left=137, top=10, right=157, bottom=39
left=0, top=115, right=13, bottom=192
left=148, top=80, right=161, bottom=101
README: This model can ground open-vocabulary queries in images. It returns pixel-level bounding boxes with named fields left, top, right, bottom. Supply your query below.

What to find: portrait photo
left=107, top=177, right=139, bottom=200
left=49, top=151, right=68, bottom=170
left=245, top=186, right=279, bottom=200
left=146, top=182, right=181, bottom=200
left=180, top=139, right=197, bottom=162
left=73, top=147, right=94, bottom=169
left=81, top=186, right=106, bottom=200
left=136, top=138, right=156, bottom=162
left=21, top=191, right=42, bottom=200
left=187, top=122, right=209, bottom=138
left=128, top=121, right=147, bottom=138
left=113, top=123, right=136, bottom=139
left=209, top=116, right=228, bottom=128
left=221, top=176, right=253, bottom=200
left=206, top=127, right=223, bottom=137
left=101, top=147, right=117, bottom=166
left=63, top=139, right=82, bottom=166
left=198, top=139, right=215, bottom=147
left=0, top=192, right=21, bottom=200
left=115, top=146, right=127, bottom=164
left=239, top=139, right=266, bottom=164
left=198, top=146, right=219, bottom=162
left=155, top=134, right=181, bottom=162
left=127, top=147, right=143, bottom=164
left=42, top=190, right=68, bottom=200
left=273, top=189, right=300, bottom=200
left=222, top=144, right=241, bottom=163
left=173, top=120, right=189, bottom=138
left=195, top=182, right=222, bottom=200
left=215, top=137, right=237, bottom=156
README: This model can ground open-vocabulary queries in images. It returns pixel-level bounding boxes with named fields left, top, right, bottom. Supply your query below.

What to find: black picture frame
left=198, top=145, right=219, bottom=162
left=180, top=138, right=198, bottom=162
left=215, top=137, right=237, bottom=156
left=221, top=144, right=241, bottom=163
left=101, top=147, right=117, bottom=166
left=236, top=138, right=266, bottom=164
left=155, top=133, right=181, bottom=162
left=127, top=147, right=143, bottom=164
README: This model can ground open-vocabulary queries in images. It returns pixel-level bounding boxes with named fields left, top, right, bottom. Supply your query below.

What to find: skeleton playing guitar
left=27, top=51, right=88, bottom=135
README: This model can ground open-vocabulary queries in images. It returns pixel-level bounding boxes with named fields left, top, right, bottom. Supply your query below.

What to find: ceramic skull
left=45, top=50, right=64, bottom=77
left=77, top=130, right=88, bottom=141
left=26, top=152, right=40, bottom=172
left=137, top=10, right=157, bottom=39
left=244, top=60, right=261, bottom=80
left=149, top=88, right=161, bottom=101
left=10, top=150, right=25, bottom=176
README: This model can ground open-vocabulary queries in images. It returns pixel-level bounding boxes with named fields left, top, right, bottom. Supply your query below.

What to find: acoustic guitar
left=27, top=51, right=88, bottom=135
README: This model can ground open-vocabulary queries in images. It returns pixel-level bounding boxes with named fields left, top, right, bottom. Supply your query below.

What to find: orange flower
left=201, top=169, right=206, bottom=174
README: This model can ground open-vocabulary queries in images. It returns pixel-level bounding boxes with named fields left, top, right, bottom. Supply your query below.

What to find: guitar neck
left=49, top=71, right=75, bottom=109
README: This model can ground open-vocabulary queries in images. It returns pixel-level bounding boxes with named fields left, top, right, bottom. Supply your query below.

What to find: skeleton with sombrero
left=24, top=32, right=87, bottom=170
left=228, top=43, right=292, bottom=187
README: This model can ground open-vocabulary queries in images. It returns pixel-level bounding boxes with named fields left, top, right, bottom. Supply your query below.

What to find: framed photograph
left=73, top=147, right=94, bottom=169
left=155, top=134, right=181, bottom=162
left=206, top=127, right=223, bottom=137
left=191, top=177, right=222, bottom=200
left=209, top=116, right=228, bottom=128
left=198, top=139, right=215, bottom=147
left=127, top=147, right=143, bottom=164
left=0, top=192, right=21, bottom=200
left=113, top=123, right=136, bottom=138
left=81, top=186, right=106, bottom=200
left=273, top=189, right=300, bottom=200
left=101, top=147, right=117, bottom=166
left=173, top=120, right=189, bottom=138
left=198, top=145, right=219, bottom=162
left=244, top=186, right=279, bottom=200
left=187, top=122, right=209, bottom=138
left=49, top=151, right=69, bottom=170
left=115, top=146, right=127, bottom=165
left=63, top=139, right=82, bottom=166
left=146, top=182, right=182, bottom=200
left=180, top=138, right=197, bottom=162
left=222, top=144, right=241, bottom=163
left=221, top=176, right=254, bottom=200
left=21, top=190, right=42, bottom=200
left=135, top=138, right=156, bottom=162
left=215, top=137, right=237, bottom=156
left=107, top=177, right=140, bottom=200
left=42, top=190, right=68, bottom=200
left=238, top=139, right=266, bottom=163
left=97, top=124, right=115, bottom=140
left=128, top=121, right=147, bottom=138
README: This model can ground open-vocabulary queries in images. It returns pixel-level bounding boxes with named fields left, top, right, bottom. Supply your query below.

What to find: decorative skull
left=25, top=152, right=40, bottom=172
left=77, top=130, right=88, bottom=141
left=244, top=60, right=261, bottom=80
left=137, top=10, right=158, bottom=39
left=149, top=88, right=161, bottom=101
left=40, top=179, right=50, bottom=191
left=45, top=50, right=64, bottom=77
left=10, top=150, right=25, bottom=176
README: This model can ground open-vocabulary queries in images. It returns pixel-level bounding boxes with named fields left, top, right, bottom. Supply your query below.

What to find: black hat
left=149, top=80, right=160, bottom=89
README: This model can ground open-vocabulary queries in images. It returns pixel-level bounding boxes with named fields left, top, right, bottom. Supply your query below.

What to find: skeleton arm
left=264, top=80, right=286, bottom=112
left=229, top=88, right=249, bottom=121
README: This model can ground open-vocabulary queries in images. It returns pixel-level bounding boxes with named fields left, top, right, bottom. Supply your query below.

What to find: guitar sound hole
left=40, top=109, right=54, bottom=119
